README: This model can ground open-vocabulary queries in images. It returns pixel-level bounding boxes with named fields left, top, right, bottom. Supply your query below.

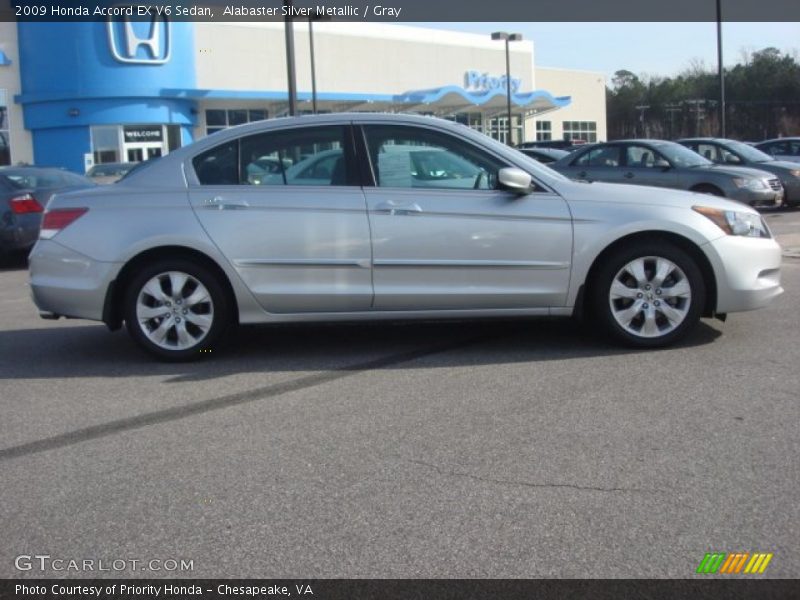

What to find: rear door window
left=193, top=126, right=353, bottom=187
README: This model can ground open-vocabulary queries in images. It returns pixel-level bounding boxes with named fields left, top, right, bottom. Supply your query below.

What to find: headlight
left=693, top=206, right=771, bottom=238
left=788, top=169, right=800, bottom=178
left=732, top=177, right=768, bottom=191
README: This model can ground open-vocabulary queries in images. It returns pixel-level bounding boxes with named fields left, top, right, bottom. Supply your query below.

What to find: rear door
left=188, top=124, right=373, bottom=313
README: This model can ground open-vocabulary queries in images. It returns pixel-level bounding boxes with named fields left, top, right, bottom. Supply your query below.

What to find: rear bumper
left=0, top=215, right=40, bottom=254
left=29, top=239, right=121, bottom=321
left=705, top=235, right=783, bottom=313
left=781, top=178, right=800, bottom=206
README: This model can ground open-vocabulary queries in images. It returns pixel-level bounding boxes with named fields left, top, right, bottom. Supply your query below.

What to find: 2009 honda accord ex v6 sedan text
left=30, top=114, right=783, bottom=360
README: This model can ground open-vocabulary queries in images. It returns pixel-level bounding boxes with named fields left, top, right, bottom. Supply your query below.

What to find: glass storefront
left=446, top=112, right=523, bottom=145
left=206, top=109, right=268, bottom=136
left=563, top=120, right=597, bottom=143
left=91, top=124, right=182, bottom=165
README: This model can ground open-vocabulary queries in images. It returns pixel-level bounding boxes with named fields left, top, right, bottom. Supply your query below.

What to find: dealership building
left=0, top=20, right=606, bottom=173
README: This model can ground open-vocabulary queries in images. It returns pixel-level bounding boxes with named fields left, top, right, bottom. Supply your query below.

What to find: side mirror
left=498, top=167, right=533, bottom=194
left=725, top=155, right=741, bottom=165
left=654, top=160, right=671, bottom=170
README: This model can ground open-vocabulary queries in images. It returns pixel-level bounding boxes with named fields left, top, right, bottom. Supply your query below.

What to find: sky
left=415, top=22, right=800, bottom=82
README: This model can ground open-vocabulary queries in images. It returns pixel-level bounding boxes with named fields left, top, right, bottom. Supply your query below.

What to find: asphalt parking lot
left=1, top=210, right=798, bottom=579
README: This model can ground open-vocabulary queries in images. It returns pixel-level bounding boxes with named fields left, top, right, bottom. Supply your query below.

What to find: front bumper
left=29, top=239, right=121, bottom=321
left=730, top=186, right=783, bottom=207
left=704, top=235, right=783, bottom=313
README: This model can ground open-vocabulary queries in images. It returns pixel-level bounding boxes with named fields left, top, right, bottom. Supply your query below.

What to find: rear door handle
left=624, top=172, right=634, bottom=179
left=203, top=196, right=250, bottom=210
left=578, top=171, right=587, bottom=178
left=374, top=201, right=423, bottom=216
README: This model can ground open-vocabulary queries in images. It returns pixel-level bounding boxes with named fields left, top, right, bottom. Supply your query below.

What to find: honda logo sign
left=107, top=15, right=170, bottom=65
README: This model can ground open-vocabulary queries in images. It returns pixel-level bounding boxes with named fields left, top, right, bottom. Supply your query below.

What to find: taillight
left=40, top=208, right=89, bottom=239
left=9, top=193, right=44, bottom=214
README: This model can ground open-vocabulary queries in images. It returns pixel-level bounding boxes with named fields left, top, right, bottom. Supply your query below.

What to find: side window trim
left=354, top=124, right=377, bottom=187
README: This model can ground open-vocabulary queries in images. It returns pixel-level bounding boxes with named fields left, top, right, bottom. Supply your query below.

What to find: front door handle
left=374, top=201, right=423, bottom=216
left=624, top=172, right=635, bottom=179
left=578, top=171, right=587, bottom=179
left=203, top=196, right=250, bottom=210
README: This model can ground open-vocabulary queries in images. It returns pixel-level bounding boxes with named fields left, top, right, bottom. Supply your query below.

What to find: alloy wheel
left=608, top=256, right=692, bottom=338
left=135, top=271, right=215, bottom=350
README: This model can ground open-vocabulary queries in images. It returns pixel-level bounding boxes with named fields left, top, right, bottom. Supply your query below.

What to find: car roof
left=522, top=147, right=569, bottom=155
left=0, top=166, right=71, bottom=174
left=119, top=111, right=570, bottom=190
left=597, top=139, right=679, bottom=145
left=89, top=162, right=131, bottom=168
left=756, top=137, right=800, bottom=143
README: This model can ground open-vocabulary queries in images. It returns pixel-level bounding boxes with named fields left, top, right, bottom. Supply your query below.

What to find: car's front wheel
left=591, top=242, right=706, bottom=347
left=123, top=259, right=229, bottom=360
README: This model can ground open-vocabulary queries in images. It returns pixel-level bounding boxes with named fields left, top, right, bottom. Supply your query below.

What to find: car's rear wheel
left=591, top=242, right=706, bottom=347
left=123, top=259, right=229, bottom=361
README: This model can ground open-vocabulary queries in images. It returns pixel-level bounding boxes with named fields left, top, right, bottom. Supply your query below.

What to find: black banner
left=1, top=580, right=800, bottom=600
left=3, top=0, right=800, bottom=22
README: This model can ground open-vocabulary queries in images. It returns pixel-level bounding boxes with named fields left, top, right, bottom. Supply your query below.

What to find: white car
left=30, top=113, right=783, bottom=360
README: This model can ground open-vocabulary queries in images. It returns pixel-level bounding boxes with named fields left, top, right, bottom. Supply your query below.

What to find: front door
left=360, top=124, right=573, bottom=310
left=620, top=144, right=680, bottom=188
left=568, top=144, right=624, bottom=183
left=188, top=124, right=373, bottom=313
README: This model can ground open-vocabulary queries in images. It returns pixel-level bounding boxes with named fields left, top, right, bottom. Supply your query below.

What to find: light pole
left=716, top=0, right=726, bottom=137
left=308, top=15, right=330, bottom=114
left=491, top=31, right=523, bottom=146
left=283, top=0, right=297, bottom=116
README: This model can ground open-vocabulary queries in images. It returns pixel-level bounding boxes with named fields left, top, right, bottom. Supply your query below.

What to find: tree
left=606, top=48, right=800, bottom=140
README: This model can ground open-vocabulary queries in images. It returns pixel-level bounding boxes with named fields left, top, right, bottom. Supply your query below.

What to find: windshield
left=724, top=140, right=774, bottom=163
left=652, top=141, right=712, bottom=168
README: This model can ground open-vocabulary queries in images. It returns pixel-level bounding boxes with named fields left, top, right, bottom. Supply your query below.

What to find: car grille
left=768, top=178, right=782, bottom=191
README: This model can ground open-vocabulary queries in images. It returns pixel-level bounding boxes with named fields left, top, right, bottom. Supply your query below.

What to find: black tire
left=123, top=258, right=230, bottom=361
left=589, top=242, right=706, bottom=348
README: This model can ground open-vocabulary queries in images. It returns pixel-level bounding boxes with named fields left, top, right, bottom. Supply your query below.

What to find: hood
left=750, top=160, right=800, bottom=174
left=553, top=179, right=758, bottom=213
left=700, top=164, right=776, bottom=179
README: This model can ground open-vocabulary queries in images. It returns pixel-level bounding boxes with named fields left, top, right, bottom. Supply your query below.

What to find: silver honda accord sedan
left=29, top=114, right=783, bottom=360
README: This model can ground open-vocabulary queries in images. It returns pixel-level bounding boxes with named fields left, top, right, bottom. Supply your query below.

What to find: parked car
left=30, top=114, right=782, bottom=360
left=1, top=167, right=95, bottom=257
left=754, top=137, right=800, bottom=164
left=86, top=162, right=135, bottom=184
left=551, top=139, right=783, bottom=207
left=678, top=137, right=800, bottom=207
left=518, top=147, right=570, bottom=164
left=518, top=139, right=588, bottom=151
